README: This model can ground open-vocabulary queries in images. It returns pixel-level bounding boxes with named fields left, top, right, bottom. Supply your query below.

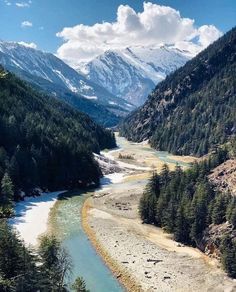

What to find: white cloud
left=3, top=0, right=11, bottom=5
left=18, top=41, right=37, bottom=49
left=198, top=25, right=222, bottom=47
left=16, top=2, right=29, bottom=7
left=56, top=2, right=222, bottom=67
left=21, top=20, right=33, bottom=28
left=16, top=0, right=31, bottom=7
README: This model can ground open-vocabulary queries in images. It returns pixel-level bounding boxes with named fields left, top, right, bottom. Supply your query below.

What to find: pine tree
left=162, top=199, right=176, bottom=232
left=190, top=183, right=209, bottom=244
left=220, top=235, right=236, bottom=278
left=226, top=198, right=236, bottom=227
left=0, top=172, right=14, bottom=205
left=160, top=163, right=170, bottom=187
left=211, top=193, right=229, bottom=224
left=139, top=173, right=160, bottom=224
left=174, top=205, right=190, bottom=244
left=0, top=221, right=39, bottom=290
left=72, top=277, right=89, bottom=292
left=39, top=235, right=72, bottom=291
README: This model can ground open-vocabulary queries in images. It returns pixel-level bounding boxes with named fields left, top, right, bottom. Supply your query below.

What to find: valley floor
left=83, top=134, right=236, bottom=292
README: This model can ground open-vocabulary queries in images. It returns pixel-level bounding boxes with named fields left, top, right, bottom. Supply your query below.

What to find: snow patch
left=109, top=101, right=117, bottom=105
left=83, top=95, right=98, bottom=100
left=9, top=191, right=65, bottom=246
left=53, top=69, right=78, bottom=92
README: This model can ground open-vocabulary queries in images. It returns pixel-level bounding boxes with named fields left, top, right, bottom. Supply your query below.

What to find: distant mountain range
left=0, top=41, right=191, bottom=126
left=76, top=45, right=189, bottom=106
left=0, top=41, right=134, bottom=126
left=120, top=27, right=236, bottom=156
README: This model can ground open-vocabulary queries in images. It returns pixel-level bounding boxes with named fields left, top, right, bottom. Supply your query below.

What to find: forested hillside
left=0, top=66, right=116, bottom=215
left=30, top=76, right=121, bottom=127
left=120, top=27, right=236, bottom=156
left=139, top=140, right=236, bottom=278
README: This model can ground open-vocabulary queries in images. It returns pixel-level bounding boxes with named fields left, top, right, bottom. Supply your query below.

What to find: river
left=52, top=187, right=123, bottom=292
left=51, top=134, right=194, bottom=291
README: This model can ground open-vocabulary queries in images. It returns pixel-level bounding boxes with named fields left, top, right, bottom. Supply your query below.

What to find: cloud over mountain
left=18, top=41, right=37, bottom=48
left=56, top=2, right=222, bottom=67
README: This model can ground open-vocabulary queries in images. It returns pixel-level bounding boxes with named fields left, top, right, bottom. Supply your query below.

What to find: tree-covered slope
left=120, top=27, right=236, bottom=156
left=0, top=67, right=116, bottom=195
left=24, top=72, right=121, bottom=127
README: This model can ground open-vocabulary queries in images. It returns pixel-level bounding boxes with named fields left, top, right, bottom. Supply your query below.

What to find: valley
left=41, top=133, right=235, bottom=292
left=0, top=3, right=235, bottom=291
left=82, top=134, right=236, bottom=292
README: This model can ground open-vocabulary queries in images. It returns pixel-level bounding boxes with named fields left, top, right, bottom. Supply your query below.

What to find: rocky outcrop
left=209, top=159, right=236, bottom=195
left=94, top=153, right=123, bottom=175
left=199, top=222, right=236, bottom=260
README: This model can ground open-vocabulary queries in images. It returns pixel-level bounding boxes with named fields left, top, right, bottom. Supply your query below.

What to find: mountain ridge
left=0, top=41, right=134, bottom=126
left=76, top=45, right=189, bottom=106
left=120, top=27, right=236, bottom=156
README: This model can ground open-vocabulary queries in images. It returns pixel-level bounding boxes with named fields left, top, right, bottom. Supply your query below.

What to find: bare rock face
left=209, top=159, right=236, bottom=195
left=199, top=222, right=236, bottom=259
left=197, top=159, right=236, bottom=259
left=94, top=153, right=123, bottom=175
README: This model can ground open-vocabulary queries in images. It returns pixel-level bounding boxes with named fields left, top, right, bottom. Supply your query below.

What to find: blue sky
left=0, top=0, right=235, bottom=54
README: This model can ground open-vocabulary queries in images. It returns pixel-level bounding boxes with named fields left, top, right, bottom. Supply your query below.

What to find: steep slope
left=0, top=66, right=116, bottom=193
left=209, top=159, right=236, bottom=195
left=120, top=27, right=236, bottom=156
left=77, top=46, right=189, bottom=106
left=0, top=41, right=134, bottom=125
left=26, top=74, right=120, bottom=127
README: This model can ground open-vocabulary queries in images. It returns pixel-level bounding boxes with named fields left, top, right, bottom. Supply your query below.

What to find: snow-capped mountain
left=77, top=45, right=190, bottom=106
left=0, top=41, right=134, bottom=115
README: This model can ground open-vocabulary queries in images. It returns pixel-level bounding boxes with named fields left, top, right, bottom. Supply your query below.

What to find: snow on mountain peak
left=76, top=45, right=190, bottom=106
left=0, top=40, right=134, bottom=114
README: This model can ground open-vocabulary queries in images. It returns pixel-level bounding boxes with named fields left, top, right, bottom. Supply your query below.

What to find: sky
left=0, top=0, right=235, bottom=65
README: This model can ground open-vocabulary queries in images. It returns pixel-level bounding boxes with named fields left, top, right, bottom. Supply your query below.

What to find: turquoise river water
left=54, top=193, right=123, bottom=292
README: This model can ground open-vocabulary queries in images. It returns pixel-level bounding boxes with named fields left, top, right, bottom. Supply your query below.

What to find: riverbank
left=82, top=198, right=143, bottom=292
left=9, top=191, right=64, bottom=246
left=83, top=134, right=236, bottom=292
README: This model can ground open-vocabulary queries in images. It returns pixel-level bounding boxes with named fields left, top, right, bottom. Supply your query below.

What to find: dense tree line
left=0, top=221, right=89, bottom=291
left=139, top=146, right=236, bottom=277
left=0, top=67, right=116, bottom=217
left=120, top=27, right=236, bottom=156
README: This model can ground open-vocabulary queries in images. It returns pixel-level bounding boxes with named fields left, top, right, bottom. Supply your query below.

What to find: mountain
left=77, top=46, right=189, bottom=106
left=0, top=66, right=116, bottom=194
left=120, top=27, right=236, bottom=156
left=0, top=41, right=134, bottom=126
